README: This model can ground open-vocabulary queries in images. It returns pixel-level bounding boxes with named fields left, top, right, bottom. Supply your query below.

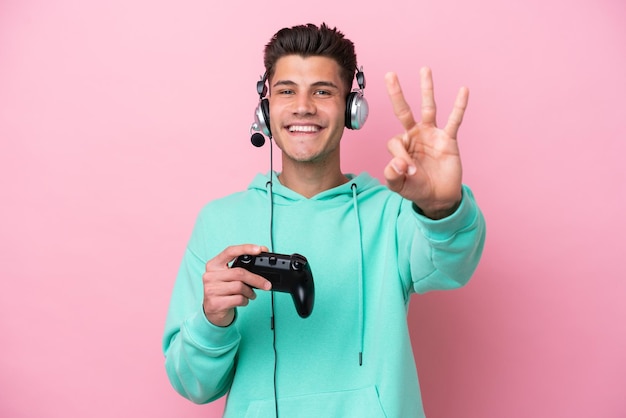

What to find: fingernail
left=391, top=161, right=403, bottom=175
left=408, top=165, right=417, bottom=175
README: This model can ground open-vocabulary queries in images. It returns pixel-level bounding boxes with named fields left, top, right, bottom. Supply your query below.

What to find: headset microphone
left=251, top=132, right=266, bottom=147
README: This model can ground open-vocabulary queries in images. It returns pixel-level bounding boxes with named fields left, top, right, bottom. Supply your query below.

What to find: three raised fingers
left=386, top=67, right=469, bottom=140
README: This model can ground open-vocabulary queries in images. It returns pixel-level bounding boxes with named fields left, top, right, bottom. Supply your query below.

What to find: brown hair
left=263, top=23, right=357, bottom=94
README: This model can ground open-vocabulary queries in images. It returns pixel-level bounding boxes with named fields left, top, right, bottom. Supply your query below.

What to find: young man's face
left=268, top=55, right=348, bottom=166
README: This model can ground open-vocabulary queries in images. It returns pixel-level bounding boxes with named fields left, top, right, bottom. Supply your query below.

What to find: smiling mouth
left=287, top=125, right=320, bottom=133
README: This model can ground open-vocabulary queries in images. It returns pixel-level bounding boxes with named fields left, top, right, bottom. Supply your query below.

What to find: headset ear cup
left=345, top=91, right=369, bottom=130
left=260, top=98, right=271, bottom=137
left=254, top=98, right=271, bottom=137
left=345, top=92, right=356, bottom=129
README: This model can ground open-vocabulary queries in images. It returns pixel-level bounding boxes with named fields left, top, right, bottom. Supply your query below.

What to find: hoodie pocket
left=243, top=385, right=388, bottom=418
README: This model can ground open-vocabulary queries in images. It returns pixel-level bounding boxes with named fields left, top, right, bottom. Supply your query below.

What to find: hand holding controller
left=232, top=252, right=315, bottom=318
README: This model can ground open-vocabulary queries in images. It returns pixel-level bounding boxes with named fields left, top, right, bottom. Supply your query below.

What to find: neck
left=278, top=157, right=348, bottom=198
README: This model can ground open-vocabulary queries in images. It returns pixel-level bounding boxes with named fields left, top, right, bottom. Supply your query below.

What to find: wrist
left=413, top=196, right=462, bottom=220
left=204, top=306, right=236, bottom=327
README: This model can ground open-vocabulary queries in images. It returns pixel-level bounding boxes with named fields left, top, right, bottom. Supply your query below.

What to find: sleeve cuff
left=411, top=185, right=480, bottom=241
left=183, top=308, right=241, bottom=352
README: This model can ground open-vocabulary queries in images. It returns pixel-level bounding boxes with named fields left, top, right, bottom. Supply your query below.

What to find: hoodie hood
left=248, top=171, right=382, bottom=204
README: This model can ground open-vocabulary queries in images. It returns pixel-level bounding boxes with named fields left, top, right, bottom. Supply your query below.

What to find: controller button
left=269, top=256, right=277, bottom=265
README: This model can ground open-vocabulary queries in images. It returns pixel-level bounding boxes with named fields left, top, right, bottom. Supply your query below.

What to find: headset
left=250, top=67, right=369, bottom=146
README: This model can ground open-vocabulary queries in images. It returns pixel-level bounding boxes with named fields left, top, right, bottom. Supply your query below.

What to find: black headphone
left=250, top=67, right=369, bottom=146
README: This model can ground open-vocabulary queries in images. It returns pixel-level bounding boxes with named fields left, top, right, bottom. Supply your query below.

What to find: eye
left=314, top=90, right=331, bottom=96
left=277, top=89, right=294, bottom=95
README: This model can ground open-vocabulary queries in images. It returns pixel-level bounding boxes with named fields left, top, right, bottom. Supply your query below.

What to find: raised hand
left=383, top=67, right=469, bottom=219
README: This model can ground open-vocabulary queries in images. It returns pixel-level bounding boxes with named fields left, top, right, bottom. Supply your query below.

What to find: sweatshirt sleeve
left=162, top=217, right=241, bottom=404
left=397, top=184, right=486, bottom=295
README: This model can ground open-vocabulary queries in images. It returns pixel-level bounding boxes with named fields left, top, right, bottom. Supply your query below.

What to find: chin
left=277, top=142, right=317, bottom=161
left=286, top=153, right=321, bottom=164
left=280, top=146, right=323, bottom=163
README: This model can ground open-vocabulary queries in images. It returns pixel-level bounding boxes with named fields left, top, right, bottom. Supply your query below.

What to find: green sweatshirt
left=163, top=172, right=486, bottom=418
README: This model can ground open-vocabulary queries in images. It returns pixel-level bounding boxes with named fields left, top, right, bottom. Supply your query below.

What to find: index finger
left=385, top=72, right=416, bottom=131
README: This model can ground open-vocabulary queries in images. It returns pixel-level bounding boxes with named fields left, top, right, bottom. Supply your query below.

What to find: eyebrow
left=272, top=80, right=341, bottom=90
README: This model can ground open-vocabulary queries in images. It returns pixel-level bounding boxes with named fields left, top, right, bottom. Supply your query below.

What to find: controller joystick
left=232, top=252, right=315, bottom=318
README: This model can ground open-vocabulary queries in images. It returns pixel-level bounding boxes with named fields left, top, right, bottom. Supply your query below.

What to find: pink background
left=1, top=0, right=625, bottom=417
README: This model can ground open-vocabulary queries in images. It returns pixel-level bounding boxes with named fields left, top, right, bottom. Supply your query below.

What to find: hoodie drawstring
left=351, top=183, right=365, bottom=366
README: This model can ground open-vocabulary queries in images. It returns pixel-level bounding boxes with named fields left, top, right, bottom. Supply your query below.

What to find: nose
left=292, top=93, right=316, bottom=116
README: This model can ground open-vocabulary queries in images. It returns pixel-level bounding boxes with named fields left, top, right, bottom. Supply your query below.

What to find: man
left=163, top=23, right=486, bottom=417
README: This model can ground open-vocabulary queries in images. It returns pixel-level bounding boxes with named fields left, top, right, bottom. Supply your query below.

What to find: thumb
left=384, top=157, right=412, bottom=192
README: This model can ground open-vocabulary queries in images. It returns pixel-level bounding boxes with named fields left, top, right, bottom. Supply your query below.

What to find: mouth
left=287, top=124, right=321, bottom=133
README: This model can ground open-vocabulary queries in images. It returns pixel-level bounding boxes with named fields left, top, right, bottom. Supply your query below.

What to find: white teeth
left=288, top=125, right=319, bottom=133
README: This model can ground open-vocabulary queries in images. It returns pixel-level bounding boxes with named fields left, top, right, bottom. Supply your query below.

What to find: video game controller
left=232, top=252, right=315, bottom=318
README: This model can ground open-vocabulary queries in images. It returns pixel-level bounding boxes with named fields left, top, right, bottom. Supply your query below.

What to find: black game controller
left=232, top=252, right=315, bottom=318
